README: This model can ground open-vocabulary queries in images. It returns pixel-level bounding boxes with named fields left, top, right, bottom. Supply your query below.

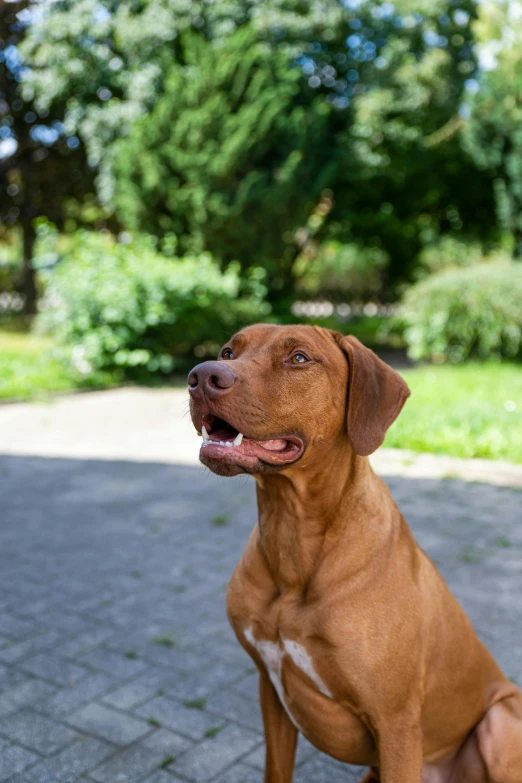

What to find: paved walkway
left=0, top=389, right=521, bottom=782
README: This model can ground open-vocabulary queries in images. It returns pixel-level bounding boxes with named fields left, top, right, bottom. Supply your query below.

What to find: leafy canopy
left=111, top=27, right=339, bottom=297
left=20, top=0, right=498, bottom=302
left=463, top=0, right=522, bottom=255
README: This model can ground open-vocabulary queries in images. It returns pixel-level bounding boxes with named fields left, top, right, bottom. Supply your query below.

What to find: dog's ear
left=332, top=332, right=410, bottom=456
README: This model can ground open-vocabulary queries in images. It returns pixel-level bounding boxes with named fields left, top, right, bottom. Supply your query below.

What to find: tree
left=0, top=1, right=94, bottom=315
left=20, top=0, right=350, bottom=308
left=111, top=28, right=342, bottom=304
left=463, top=0, right=522, bottom=256
left=21, top=0, right=497, bottom=305
left=324, top=0, right=497, bottom=287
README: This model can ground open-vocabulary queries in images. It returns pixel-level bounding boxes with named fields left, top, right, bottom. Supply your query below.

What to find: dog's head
left=188, top=323, right=409, bottom=476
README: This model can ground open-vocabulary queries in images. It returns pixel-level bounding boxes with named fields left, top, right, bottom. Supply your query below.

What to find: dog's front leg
left=375, top=711, right=423, bottom=783
left=259, top=672, right=298, bottom=783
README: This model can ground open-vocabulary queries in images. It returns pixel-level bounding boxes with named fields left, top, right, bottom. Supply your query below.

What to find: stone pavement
left=0, top=389, right=521, bottom=782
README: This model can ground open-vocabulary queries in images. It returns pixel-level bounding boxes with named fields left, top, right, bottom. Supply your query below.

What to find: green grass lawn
left=0, top=325, right=112, bottom=401
left=385, top=363, right=522, bottom=464
left=0, top=328, right=79, bottom=401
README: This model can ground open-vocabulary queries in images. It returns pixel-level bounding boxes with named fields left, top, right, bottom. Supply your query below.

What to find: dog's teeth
left=200, top=429, right=244, bottom=449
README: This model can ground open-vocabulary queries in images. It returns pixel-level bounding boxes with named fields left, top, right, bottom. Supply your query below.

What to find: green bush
left=401, top=261, right=522, bottom=363
left=0, top=242, right=21, bottom=294
left=414, top=236, right=484, bottom=278
left=38, top=231, right=270, bottom=379
left=295, top=241, right=388, bottom=300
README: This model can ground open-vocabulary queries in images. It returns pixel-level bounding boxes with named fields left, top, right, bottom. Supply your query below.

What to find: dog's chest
left=237, top=620, right=375, bottom=765
left=243, top=626, right=332, bottom=729
left=227, top=571, right=376, bottom=764
left=227, top=564, right=338, bottom=717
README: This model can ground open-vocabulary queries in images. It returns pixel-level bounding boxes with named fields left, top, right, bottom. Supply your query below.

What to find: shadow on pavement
left=0, top=454, right=520, bottom=782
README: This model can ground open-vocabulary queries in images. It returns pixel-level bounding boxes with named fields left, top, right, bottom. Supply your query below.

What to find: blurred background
left=0, top=5, right=521, bottom=782
left=1, top=0, right=522, bottom=461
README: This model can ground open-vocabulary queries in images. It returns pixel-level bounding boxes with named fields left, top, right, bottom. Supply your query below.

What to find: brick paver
left=0, top=390, right=521, bottom=782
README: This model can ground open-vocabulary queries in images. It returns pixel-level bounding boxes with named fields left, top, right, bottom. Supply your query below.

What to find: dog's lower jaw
left=199, top=446, right=305, bottom=477
left=199, top=453, right=292, bottom=477
left=199, top=455, right=252, bottom=476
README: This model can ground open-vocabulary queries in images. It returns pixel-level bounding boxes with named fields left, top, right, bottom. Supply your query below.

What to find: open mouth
left=197, top=412, right=304, bottom=470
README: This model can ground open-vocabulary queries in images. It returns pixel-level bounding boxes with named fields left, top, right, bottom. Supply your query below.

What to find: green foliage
left=20, top=0, right=346, bottom=215
left=0, top=327, right=109, bottom=400
left=111, top=27, right=337, bottom=300
left=314, top=0, right=496, bottom=286
left=38, top=231, right=270, bottom=378
left=295, top=241, right=388, bottom=300
left=463, top=2, right=522, bottom=255
left=0, top=254, right=20, bottom=294
left=385, top=362, right=522, bottom=463
left=414, top=236, right=484, bottom=278
left=1, top=2, right=96, bottom=314
left=21, top=0, right=496, bottom=304
left=401, top=261, right=522, bottom=363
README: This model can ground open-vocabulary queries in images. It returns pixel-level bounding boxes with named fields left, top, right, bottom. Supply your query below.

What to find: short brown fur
left=189, top=324, right=522, bottom=783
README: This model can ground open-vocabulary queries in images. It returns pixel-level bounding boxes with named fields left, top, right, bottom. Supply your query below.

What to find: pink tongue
left=259, top=439, right=287, bottom=452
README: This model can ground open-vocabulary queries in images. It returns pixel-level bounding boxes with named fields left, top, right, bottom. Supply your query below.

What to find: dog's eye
left=221, top=348, right=234, bottom=360
left=289, top=352, right=309, bottom=365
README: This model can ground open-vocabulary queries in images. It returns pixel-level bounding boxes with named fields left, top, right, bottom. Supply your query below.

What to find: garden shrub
left=38, top=231, right=270, bottom=378
left=295, top=241, right=388, bottom=301
left=0, top=238, right=22, bottom=295
left=414, top=236, right=484, bottom=278
left=401, top=261, right=522, bottom=363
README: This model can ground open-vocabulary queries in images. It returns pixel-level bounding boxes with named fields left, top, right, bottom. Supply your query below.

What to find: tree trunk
left=21, top=214, right=37, bottom=317
left=513, top=220, right=522, bottom=260
left=267, top=189, right=334, bottom=315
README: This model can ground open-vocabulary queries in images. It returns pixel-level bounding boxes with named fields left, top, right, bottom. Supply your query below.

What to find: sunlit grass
left=386, top=363, right=522, bottom=464
left=2, top=323, right=521, bottom=465
left=0, top=325, right=110, bottom=401
left=0, top=326, right=75, bottom=400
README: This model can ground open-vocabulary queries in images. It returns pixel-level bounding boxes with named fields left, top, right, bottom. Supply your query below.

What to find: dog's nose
left=188, top=361, right=237, bottom=400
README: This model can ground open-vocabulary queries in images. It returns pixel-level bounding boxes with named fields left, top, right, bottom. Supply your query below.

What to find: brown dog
left=188, top=324, right=522, bottom=783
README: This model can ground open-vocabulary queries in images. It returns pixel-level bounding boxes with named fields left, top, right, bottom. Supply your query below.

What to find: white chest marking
left=244, top=627, right=332, bottom=731
left=282, top=639, right=333, bottom=698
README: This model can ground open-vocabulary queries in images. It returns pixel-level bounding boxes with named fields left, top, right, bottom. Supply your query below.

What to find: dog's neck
left=254, top=438, right=395, bottom=592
